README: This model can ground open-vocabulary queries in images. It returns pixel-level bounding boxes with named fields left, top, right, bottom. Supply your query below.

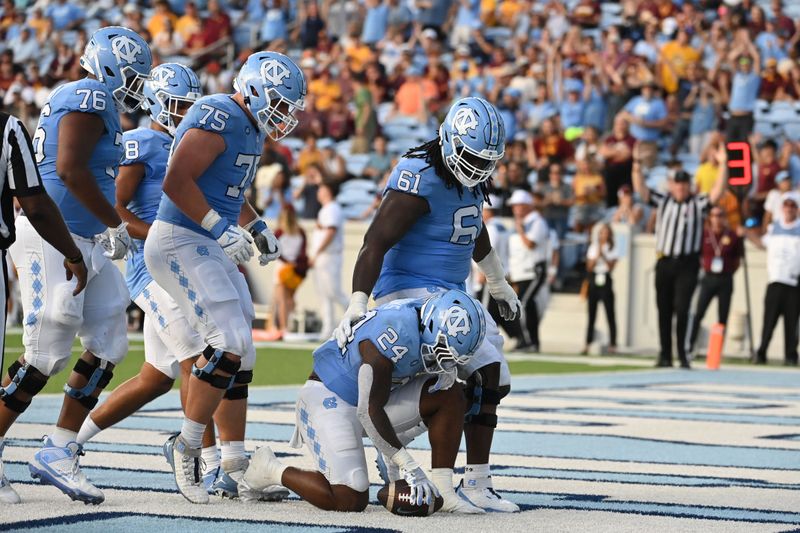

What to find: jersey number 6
left=450, top=205, right=481, bottom=245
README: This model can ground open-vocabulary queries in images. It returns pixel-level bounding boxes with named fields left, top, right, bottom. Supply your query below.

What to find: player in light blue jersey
left=332, top=97, right=522, bottom=512
left=145, top=51, right=305, bottom=504
left=70, top=61, right=213, bottom=479
left=244, top=290, right=487, bottom=514
left=3, top=26, right=151, bottom=505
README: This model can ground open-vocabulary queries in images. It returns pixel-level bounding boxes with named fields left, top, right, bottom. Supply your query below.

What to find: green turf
left=2, top=332, right=641, bottom=394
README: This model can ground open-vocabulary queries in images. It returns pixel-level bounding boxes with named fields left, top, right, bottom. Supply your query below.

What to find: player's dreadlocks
left=403, top=137, right=492, bottom=204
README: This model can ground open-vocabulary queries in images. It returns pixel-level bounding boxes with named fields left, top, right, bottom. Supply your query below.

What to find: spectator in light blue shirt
left=524, top=84, right=558, bottom=131
left=755, top=21, right=788, bottom=63
left=46, top=0, right=84, bottom=31
left=559, top=78, right=589, bottom=129
left=726, top=42, right=762, bottom=142
left=415, top=0, right=451, bottom=32
left=362, top=0, right=389, bottom=45
left=451, top=0, right=481, bottom=48
left=498, top=88, right=520, bottom=140
left=260, top=0, right=288, bottom=43
left=619, top=82, right=668, bottom=167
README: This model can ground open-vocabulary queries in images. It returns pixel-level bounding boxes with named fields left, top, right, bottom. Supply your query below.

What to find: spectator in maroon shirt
left=771, top=0, right=795, bottom=38
left=752, top=140, right=784, bottom=217
left=325, top=95, right=354, bottom=142
left=688, top=205, right=743, bottom=355
left=199, top=0, right=231, bottom=47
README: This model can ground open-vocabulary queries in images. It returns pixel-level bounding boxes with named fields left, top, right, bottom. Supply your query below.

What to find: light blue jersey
left=156, top=94, right=264, bottom=237
left=121, top=127, right=172, bottom=299
left=373, top=157, right=483, bottom=299
left=313, top=300, right=424, bottom=406
left=36, top=79, right=123, bottom=238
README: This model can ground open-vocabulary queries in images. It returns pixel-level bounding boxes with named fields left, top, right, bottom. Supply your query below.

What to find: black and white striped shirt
left=0, top=111, right=43, bottom=249
left=650, top=190, right=710, bottom=258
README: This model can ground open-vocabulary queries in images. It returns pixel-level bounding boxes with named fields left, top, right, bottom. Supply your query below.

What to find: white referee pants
left=8, top=217, right=129, bottom=376
left=312, top=252, right=348, bottom=338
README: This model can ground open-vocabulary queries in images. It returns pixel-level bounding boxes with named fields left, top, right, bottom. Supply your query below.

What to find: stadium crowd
left=2, top=0, right=800, bottom=361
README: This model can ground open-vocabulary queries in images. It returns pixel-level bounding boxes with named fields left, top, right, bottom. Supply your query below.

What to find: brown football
left=377, top=480, right=444, bottom=516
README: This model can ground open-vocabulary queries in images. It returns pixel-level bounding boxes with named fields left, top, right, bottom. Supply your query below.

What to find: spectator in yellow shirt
left=346, top=35, right=374, bottom=74
left=148, top=0, right=178, bottom=39
left=659, top=29, right=700, bottom=94
left=175, top=1, right=202, bottom=44
left=308, top=67, right=342, bottom=112
left=694, top=145, right=722, bottom=194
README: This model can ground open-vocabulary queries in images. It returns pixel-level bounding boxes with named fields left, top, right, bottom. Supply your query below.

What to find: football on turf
left=377, top=480, right=444, bottom=516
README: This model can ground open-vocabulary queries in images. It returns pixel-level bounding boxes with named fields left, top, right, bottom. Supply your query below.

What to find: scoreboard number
left=726, top=141, right=752, bottom=187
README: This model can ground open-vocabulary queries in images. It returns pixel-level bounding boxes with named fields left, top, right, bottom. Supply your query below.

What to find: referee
left=0, top=111, right=87, bottom=356
left=633, top=145, right=727, bottom=368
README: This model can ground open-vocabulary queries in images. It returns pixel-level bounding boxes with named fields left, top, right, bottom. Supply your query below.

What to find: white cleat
left=28, top=438, right=104, bottom=504
left=457, top=479, right=520, bottom=513
left=165, top=434, right=209, bottom=504
left=220, top=457, right=260, bottom=503
left=0, top=444, right=21, bottom=504
left=243, top=446, right=286, bottom=493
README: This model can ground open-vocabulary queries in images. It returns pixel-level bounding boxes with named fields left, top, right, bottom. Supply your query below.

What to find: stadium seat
left=387, top=138, right=418, bottom=155
left=341, top=179, right=378, bottom=195
left=754, top=121, right=778, bottom=138
left=345, top=154, right=370, bottom=177
left=783, top=123, right=800, bottom=142
left=317, top=137, right=335, bottom=150
left=646, top=166, right=670, bottom=191
left=282, top=137, right=305, bottom=153
left=754, top=100, right=771, bottom=122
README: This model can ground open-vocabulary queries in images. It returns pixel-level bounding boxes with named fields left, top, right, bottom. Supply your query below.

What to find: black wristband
left=65, top=252, right=84, bottom=264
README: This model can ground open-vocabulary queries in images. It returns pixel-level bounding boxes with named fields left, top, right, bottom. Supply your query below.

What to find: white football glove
left=201, top=209, right=254, bottom=265
left=391, top=448, right=440, bottom=506
left=101, top=222, right=135, bottom=260
left=333, top=291, right=369, bottom=348
left=217, top=225, right=254, bottom=265
left=245, top=219, right=281, bottom=266
left=478, top=249, right=520, bottom=321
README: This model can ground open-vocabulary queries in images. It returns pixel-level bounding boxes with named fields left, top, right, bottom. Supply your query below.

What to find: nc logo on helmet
left=151, top=67, right=175, bottom=89
left=443, top=306, right=471, bottom=337
left=452, top=107, right=478, bottom=136
left=111, top=35, right=143, bottom=64
left=261, top=59, right=290, bottom=87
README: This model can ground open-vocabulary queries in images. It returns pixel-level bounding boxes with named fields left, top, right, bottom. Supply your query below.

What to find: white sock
left=220, top=441, right=247, bottom=463
left=76, top=417, right=102, bottom=444
left=431, top=468, right=456, bottom=494
left=463, top=463, right=491, bottom=487
left=180, top=418, right=206, bottom=448
left=202, top=446, right=220, bottom=474
left=50, top=427, right=78, bottom=448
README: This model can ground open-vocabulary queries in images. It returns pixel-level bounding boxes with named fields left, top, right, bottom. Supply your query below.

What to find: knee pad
left=1, top=361, right=48, bottom=413
left=464, top=371, right=503, bottom=429
left=346, top=468, right=370, bottom=493
left=223, top=370, right=253, bottom=400
left=192, top=346, right=241, bottom=389
left=63, top=357, right=114, bottom=410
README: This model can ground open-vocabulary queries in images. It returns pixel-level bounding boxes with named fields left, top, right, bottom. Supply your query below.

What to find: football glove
left=333, top=291, right=369, bottom=348
left=477, top=249, right=520, bottom=321
left=245, top=219, right=281, bottom=266
left=202, top=209, right=254, bottom=265
left=391, top=448, right=440, bottom=506
left=101, top=222, right=135, bottom=260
